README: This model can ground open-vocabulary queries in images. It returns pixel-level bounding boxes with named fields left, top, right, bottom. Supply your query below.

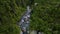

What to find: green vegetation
left=0, top=0, right=25, bottom=34
left=0, top=0, right=60, bottom=34
left=30, top=0, right=60, bottom=34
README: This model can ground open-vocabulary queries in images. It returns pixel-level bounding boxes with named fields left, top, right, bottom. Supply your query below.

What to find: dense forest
left=30, top=0, right=60, bottom=34
left=0, top=0, right=60, bottom=34
left=0, top=0, right=26, bottom=34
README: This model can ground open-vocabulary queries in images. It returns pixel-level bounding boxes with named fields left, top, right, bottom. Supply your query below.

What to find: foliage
left=0, top=0, right=25, bottom=34
left=0, top=0, right=60, bottom=34
left=30, top=0, right=60, bottom=34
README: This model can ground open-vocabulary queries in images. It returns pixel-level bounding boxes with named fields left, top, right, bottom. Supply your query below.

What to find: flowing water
left=19, top=6, right=43, bottom=34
